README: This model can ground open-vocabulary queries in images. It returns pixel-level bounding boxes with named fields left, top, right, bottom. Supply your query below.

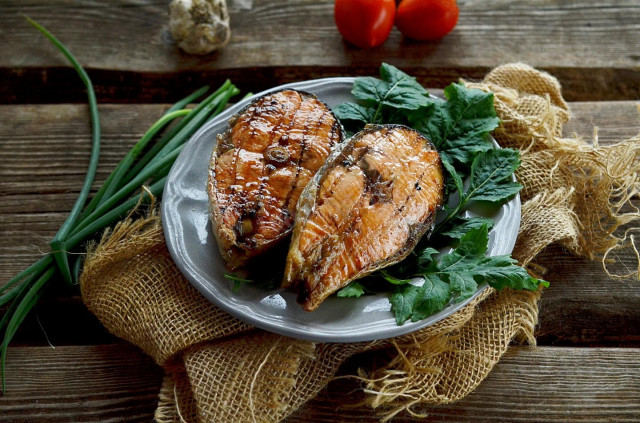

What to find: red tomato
left=334, top=0, right=396, bottom=49
left=396, top=0, right=459, bottom=41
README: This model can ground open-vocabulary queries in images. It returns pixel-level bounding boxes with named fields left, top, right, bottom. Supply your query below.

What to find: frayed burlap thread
left=80, top=63, right=640, bottom=422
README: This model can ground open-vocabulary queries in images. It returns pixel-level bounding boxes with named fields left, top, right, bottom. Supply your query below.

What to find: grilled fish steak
left=208, top=89, right=343, bottom=270
left=283, top=125, right=445, bottom=311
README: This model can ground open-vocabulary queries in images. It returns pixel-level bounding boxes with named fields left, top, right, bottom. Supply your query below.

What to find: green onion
left=77, top=91, right=208, bottom=222
left=125, top=80, right=236, bottom=181
left=99, top=109, right=191, bottom=205
left=65, top=177, right=167, bottom=250
left=164, top=85, right=209, bottom=115
left=0, top=17, right=240, bottom=393
left=0, top=272, right=40, bottom=308
left=69, top=146, right=183, bottom=237
left=1, top=266, right=55, bottom=391
left=26, top=18, right=102, bottom=287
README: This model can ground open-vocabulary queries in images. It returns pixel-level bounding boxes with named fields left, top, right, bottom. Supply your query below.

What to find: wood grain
left=1, top=344, right=638, bottom=422
left=1, top=100, right=639, bottom=346
left=2, top=1, right=637, bottom=420
left=537, top=245, right=640, bottom=346
left=0, top=344, right=162, bottom=422
left=0, top=0, right=638, bottom=102
left=294, top=346, right=640, bottom=422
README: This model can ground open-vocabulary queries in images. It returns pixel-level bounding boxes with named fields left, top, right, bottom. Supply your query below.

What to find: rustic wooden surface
left=1, top=0, right=639, bottom=421
left=1, top=0, right=639, bottom=103
left=1, top=345, right=638, bottom=422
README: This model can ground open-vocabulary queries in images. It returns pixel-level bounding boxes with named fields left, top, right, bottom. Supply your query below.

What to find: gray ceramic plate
left=162, top=77, right=521, bottom=343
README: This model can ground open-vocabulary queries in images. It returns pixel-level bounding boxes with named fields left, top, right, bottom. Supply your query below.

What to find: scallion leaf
left=26, top=17, right=101, bottom=287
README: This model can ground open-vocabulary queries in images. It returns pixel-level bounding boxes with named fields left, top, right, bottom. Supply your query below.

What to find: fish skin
left=284, top=124, right=445, bottom=311
left=208, top=89, right=343, bottom=270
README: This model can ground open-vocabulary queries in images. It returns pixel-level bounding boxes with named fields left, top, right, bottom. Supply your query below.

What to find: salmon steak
left=208, top=89, right=343, bottom=270
left=283, top=125, right=445, bottom=311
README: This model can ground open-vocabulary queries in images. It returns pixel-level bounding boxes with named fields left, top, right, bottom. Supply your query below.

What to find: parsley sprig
left=385, top=225, right=548, bottom=325
left=334, top=63, right=548, bottom=325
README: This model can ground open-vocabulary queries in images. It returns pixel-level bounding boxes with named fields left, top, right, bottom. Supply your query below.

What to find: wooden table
left=1, top=1, right=639, bottom=421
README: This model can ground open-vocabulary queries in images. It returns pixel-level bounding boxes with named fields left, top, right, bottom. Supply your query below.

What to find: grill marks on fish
left=284, top=125, right=445, bottom=311
left=208, top=89, right=342, bottom=269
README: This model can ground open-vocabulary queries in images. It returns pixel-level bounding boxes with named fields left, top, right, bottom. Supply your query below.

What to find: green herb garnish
left=336, top=281, right=366, bottom=298
left=225, top=274, right=256, bottom=293
left=334, top=63, right=547, bottom=325
left=388, top=225, right=549, bottom=325
left=435, top=148, right=523, bottom=233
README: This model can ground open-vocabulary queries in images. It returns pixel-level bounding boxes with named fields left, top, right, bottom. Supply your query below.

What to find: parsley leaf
left=410, top=84, right=500, bottom=167
left=225, top=274, right=255, bottom=293
left=448, top=272, right=478, bottom=302
left=353, top=63, right=429, bottom=112
left=466, top=148, right=522, bottom=203
left=441, top=216, right=495, bottom=239
left=410, top=275, right=451, bottom=322
left=435, top=148, right=522, bottom=234
left=380, top=270, right=414, bottom=285
left=334, top=63, right=430, bottom=130
left=332, top=102, right=374, bottom=124
left=472, top=255, right=549, bottom=290
left=417, top=247, right=440, bottom=268
left=390, top=284, right=420, bottom=325
left=441, top=155, right=463, bottom=197
left=388, top=225, right=547, bottom=324
left=225, top=271, right=281, bottom=292
left=337, top=281, right=366, bottom=298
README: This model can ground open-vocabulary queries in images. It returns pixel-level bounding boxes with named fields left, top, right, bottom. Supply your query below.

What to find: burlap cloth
left=80, top=64, right=640, bottom=422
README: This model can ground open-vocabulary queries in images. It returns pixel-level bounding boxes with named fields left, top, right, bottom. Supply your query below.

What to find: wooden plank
left=564, top=101, right=640, bottom=143
left=4, top=0, right=639, bottom=70
left=1, top=100, right=637, bottom=215
left=0, top=344, right=162, bottom=422
left=537, top=245, right=640, bottom=345
left=1, top=101, right=637, bottom=250
left=0, top=104, right=169, bottom=198
left=1, top=101, right=639, bottom=346
left=0, top=103, right=175, bottom=286
left=0, top=0, right=638, bottom=102
left=294, top=346, right=640, bottom=422
left=1, top=344, right=638, bottom=421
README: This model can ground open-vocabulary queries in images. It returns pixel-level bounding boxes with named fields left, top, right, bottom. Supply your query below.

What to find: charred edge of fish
left=362, top=123, right=440, bottom=153
left=296, top=283, right=311, bottom=305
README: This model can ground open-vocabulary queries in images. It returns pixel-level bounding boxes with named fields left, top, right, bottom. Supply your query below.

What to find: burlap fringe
left=359, top=289, right=541, bottom=420
left=80, top=63, right=640, bottom=422
left=359, top=63, right=640, bottom=419
left=466, top=64, right=640, bottom=274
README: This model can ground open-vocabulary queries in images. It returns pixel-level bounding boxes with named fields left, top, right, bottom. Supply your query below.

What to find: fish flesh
left=208, top=89, right=343, bottom=270
left=283, top=125, right=445, bottom=311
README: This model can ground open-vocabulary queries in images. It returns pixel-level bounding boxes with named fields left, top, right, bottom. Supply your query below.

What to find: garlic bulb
left=169, top=0, right=231, bottom=55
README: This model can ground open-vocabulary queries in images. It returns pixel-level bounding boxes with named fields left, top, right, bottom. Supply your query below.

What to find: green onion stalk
left=0, top=18, right=240, bottom=392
